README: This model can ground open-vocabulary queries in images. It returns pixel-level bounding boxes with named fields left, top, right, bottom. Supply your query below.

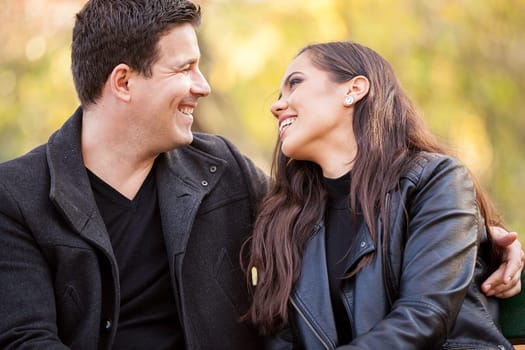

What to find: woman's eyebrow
left=283, top=71, right=301, bottom=87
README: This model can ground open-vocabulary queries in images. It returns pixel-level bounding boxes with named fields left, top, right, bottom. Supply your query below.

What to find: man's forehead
left=157, top=24, right=201, bottom=60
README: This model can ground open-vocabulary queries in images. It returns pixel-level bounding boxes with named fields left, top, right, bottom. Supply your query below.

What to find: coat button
left=360, top=241, right=366, bottom=248
left=209, top=165, right=217, bottom=173
left=102, top=319, right=112, bottom=332
left=201, top=180, right=209, bottom=187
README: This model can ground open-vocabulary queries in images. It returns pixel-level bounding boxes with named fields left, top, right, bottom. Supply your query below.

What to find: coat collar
left=46, top=107, right=110, bottom=250
left=46, top=107, right=227, bottom=259
left=155, top=143, right=227, bottom=257
left=342, top=221, right=376, bottom=274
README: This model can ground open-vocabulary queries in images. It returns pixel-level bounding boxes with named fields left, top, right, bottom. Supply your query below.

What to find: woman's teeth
left=279, top=117, right=296, bottom=132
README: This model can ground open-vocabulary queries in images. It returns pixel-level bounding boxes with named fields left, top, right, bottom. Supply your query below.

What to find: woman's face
left=271, top=52, right=357, bottom=178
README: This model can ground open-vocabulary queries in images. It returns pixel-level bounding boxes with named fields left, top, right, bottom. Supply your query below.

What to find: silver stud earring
left=344, top=95, right=354, bottom=107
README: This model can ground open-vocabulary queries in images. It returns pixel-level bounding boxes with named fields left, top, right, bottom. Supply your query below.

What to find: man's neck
left=85, top=157, right=155, bottom=200
left=81, top=108, right=157, bottom=200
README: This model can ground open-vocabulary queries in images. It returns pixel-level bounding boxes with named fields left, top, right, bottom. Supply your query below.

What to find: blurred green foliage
left=0, top=0, right=523, bottom=237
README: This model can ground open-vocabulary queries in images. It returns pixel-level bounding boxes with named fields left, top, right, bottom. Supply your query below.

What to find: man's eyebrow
left=175, top=57, right=198, bottom=69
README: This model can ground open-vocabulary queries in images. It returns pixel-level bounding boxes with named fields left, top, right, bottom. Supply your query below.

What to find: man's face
left=128, top=23, right=211, bottom=155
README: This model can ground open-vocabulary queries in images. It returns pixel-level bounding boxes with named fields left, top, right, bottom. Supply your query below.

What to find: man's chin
left=173, top=132, right=194, bottom=148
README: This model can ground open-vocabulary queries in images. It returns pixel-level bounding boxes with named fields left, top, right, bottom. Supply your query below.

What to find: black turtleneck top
left=323, top=172, right=363, bottom=345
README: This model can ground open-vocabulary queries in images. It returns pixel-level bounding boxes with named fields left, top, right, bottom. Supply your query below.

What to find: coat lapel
left=291, top=222, right=376, bottom=348
left=46, top=108, right=121, bottom=337
left=155, top=147, right=226, bottom=261
left=46, top=107, right=113, bottom=254
left=342, top=221, right=376, bottom=275
left=292, top=224, right=338, bottom=348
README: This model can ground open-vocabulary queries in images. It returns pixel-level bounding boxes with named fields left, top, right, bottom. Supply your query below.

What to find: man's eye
left=178, top=65, right=192, bottom=74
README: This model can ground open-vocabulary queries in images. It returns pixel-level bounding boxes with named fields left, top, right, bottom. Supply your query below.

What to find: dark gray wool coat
left=0, top=107, right=268, bottom=350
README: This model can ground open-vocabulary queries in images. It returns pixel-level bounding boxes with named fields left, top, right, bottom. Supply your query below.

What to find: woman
left=246, top=41, right=521, bottom=349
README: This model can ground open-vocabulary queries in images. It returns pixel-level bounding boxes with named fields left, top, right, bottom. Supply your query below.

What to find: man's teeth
left=279, top=117, right=296, bottom=132
left=179, top=107, right=194, bottom=115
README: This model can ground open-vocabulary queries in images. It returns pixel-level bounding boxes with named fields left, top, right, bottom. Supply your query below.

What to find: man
left=0, top=0, right=521, bottom=349
left=0, top=1, right=266, bottom=349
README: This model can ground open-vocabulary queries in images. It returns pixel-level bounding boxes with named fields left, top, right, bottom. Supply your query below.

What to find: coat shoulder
left=0, top=144, right=48, bottom=189
left=402, top=151, right=466, bottom=186
left=189, top=133, right=243, bottom=159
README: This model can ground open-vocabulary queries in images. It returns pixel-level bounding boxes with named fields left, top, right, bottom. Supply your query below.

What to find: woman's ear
left=345, top=75, right=370, bottom=104
left=109, top=63, right=132, bottom=102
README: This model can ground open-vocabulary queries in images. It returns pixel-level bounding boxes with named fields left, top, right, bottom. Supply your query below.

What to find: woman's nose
left=271, top=97, right=287, bottom=118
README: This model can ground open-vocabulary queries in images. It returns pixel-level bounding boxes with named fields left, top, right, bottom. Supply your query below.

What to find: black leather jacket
left=267, top=153, right=512, bottom=350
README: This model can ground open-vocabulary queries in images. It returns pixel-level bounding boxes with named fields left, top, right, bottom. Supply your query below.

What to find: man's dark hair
left=71, top=0, right=201, bottom=106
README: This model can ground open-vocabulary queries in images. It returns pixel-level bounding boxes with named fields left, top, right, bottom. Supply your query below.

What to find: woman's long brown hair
left=244, top=41, right=502, bottom=334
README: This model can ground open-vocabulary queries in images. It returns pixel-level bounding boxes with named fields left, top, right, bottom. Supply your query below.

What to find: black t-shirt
left=323, top=172, right=362, bottom=345
left=88, top=168, right=184, bottom=349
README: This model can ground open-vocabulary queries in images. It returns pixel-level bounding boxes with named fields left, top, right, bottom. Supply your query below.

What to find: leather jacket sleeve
left=340, top=155, right=481, bottom=349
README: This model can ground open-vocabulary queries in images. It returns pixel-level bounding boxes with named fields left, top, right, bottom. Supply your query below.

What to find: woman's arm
left=341, top=156, right=484, bottom=349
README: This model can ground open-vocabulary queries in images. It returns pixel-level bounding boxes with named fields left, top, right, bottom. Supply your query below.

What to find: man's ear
left=109, top=63, right=132, bottom=102
left=346, top=75, right=370, bottom=103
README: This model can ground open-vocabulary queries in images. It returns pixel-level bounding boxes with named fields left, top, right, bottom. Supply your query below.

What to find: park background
left=0, top=0, right=523, bottom=241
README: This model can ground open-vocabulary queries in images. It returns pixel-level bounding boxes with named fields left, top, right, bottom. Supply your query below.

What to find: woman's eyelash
left=289, top=78, right=302, bottom=87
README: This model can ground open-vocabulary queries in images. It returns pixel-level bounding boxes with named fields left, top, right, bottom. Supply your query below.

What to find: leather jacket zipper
left=290, top=297, right=333, bottom=350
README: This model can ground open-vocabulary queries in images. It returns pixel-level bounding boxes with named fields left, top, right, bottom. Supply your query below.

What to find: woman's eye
left=289, top=78, right=302, bottom=88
